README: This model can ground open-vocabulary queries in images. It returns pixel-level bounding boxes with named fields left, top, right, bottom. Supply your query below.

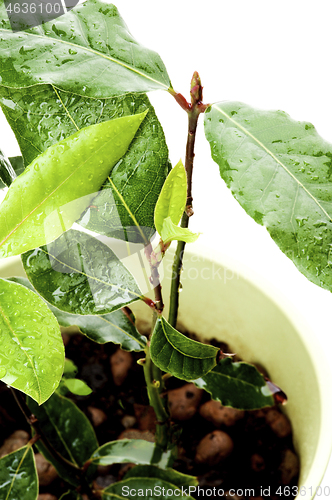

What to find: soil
left=0, top=327, right=299, bottom=500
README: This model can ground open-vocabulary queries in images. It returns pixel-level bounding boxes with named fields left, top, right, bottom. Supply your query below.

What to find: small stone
left=266, top=409, right=291, bottom=438
left=0, top=430, right=30, bottom=458
left=250, top=453, right=265, bottom=472
left=279, top=449, right=299, bottom=485
left=118, top=428, right=155, bottom=443
left=88, top=406, right=107, bottom=427
left=199, top=400, right=245, bottom=427
left=167, top=384, right=203, bottom=421
left=37, top=495, right=58, bottom=500
left=224, top=493, right=244, bottom=500
left=110, top=349, right=133, bottom=386
left=195, top=430, right=233, bottom=465
left=121, top=415, right=137, bottom=429
left=134, top=404, right=156, bottom=431
left=35, top=453, right=58, bottom=486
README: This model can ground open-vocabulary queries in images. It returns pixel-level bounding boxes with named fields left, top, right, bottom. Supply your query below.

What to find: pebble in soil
left=0, top=330, right=299, bottom=500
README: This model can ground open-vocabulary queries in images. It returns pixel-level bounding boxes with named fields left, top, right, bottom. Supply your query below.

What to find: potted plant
left=0, top=1, right=331, bottom=499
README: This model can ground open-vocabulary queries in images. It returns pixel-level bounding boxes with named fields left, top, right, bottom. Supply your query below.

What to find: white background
left=1, top=0, right=332, bottom=491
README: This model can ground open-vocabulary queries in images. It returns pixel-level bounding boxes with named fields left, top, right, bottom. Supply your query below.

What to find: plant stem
left=168, top=72, right=204, bottom=328
left=143, top=343, right=169, bottom=450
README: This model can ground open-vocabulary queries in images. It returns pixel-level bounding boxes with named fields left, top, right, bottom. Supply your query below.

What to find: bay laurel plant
left=0, top=1, right=331, bottom=498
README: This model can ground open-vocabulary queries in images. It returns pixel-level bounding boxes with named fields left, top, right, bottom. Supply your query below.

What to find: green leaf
left=0, top=147, right=16, bottom=188
left=63, top=378, right=92, bottom=396
left=150, top=317, right=218, bottom=381
left=102, top=477, right=195, bottom=500
left=22, top=229, right=142, bottom=315
left=0, top=278, right=64, bottom=404
left=90, top=439, right=172, bottom=469
left=27, top=392, right=98, bottom=486
left=160, top=216, right=199, bottom=245
left=205, top=101, right=332, bottom=292
left=194, top=358, right=274, bottom=410
left=0, top=0, right=171, bottom=97
left=0, top=444, right=38, bottom=500
left=9, top=276, right=147, bottom=352
left=154, top=160, right=187, bottom=233
left=63, top=359, right=78, bottom=378
left=0, top=85, right=170, bottom=243
left=0, top=111, right=147, bottom=259
left=124, top=465, right=198, bottom=488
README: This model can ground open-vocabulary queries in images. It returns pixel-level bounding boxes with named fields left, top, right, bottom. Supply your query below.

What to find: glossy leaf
left=102, top=477, right=195, bottom=500
left=160, top=216, right=199, bottom=245
left=0, top=0, right=171, bottom=97
left=22, top=229, right=142, bottom=315
left=124, top=465, right=198, bottom=488
left=0, top=112, right=147, bottom=259
left=0, top=85, right=170, bottom=243
left=205, top=101, right=332, bottom=292
left=28, top=392, right=98, bottom=486
left=0, top=147, right=16, bottom=188
left=154, top=160, right=187, bottom=233
left=9, top=277, right=147, bottom=352
left=0, top=278, right=64, bottom=404
left=150, top=317, right=219, bottom=381
left=0, top=444, right=38, bottom=500
left=63, top=378, right=92, bottom=396
left=90, top=439, right=172, bottom=469
left=194, top=358, right=274, bottom=410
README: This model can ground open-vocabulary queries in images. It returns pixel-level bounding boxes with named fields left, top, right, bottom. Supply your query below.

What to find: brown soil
left=0, top=330, right=299, bottom=500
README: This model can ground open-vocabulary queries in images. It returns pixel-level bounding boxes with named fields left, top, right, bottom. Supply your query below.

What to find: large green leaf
left=22, top=229, right=142, bottom=315
left=124, top=465, right=198, bottom=488
left=0, top=85, right=170, bottom=243
left=0, top=278, right=64, bottom=404
left=205, top=101, right=332, bottom=292
left=10, top=276, right=147, bottom=351
left=0, top=444, right=38, bottom=500
left=89, top=439, right=172, bottom=469
left=0, top=112, right=147, bottom=259
left=150, top=317, right=219, bottom=381
left=194, top=358, right=274, bottom=410
left=0, top=0, right=171, bottom=97
left=102, top=477, right=195, bottom=500
left=28, top=392, right=98, bottom=486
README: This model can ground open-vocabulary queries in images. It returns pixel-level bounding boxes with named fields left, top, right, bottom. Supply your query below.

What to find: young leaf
left=124, top=464, right=198, bottom=488
left=102, top=477, right=195, bottom=500
left=154, top=160, right=199, bottom=244
left=10, top=276, right=147, bottom=352
left=0, top=112, right=147, bottom=259
left=62, top=378, right=92, bottom=396
left=205, top=101, right=332, bottom=292
left=150, top=317, right=219, bottom=381
left=0, top=147, right=16, bottom=188
left=0, top=278, right=64, bottom=404
left=194, top=358, right=274, bottom=410
left=28, top=392, right=98, bottom=486
left=0, top=0, right=172, bottom=97
left=22, top=229, right=142, bottom=316
left=154, top=160, right=187, bottom=233
left=63, top=359, right=78, bottom=379
left=160, top=216, right=199, bottom=245
left=89, top=439, right=172, bottom=469
left=0, top=84, right=170, bottom=243
left=0, top=444, right=38, bottom=500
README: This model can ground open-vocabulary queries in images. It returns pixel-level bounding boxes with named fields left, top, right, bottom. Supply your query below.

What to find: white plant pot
left=0, top=247, right=331, bottom=500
